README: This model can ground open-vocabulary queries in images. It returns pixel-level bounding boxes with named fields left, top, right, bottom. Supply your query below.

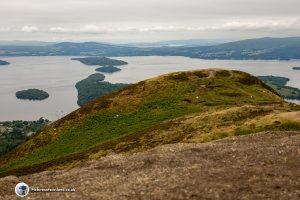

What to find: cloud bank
left=2, top=18, right=299, bottom=35
left=0, top=0, right=299, bottom=41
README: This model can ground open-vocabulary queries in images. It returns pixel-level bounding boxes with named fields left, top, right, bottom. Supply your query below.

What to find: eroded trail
left=1, top=131, right=299, bottom=200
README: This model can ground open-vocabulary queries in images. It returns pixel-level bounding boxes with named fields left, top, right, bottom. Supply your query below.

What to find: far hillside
left=1, top=37, right=300, bottom=60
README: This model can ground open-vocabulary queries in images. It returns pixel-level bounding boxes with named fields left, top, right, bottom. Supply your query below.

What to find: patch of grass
left=168, top=72, right=190, bottom=81
left=233, top=121, right=300, bottom=136
left=193, top=71, right=209, bottom=78
left=215, top=70, right=231, bottom=77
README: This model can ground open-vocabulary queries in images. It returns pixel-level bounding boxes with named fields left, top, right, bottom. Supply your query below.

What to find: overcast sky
left=0, top=0, right=299, bottom=42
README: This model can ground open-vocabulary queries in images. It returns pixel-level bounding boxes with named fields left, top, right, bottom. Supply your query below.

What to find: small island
left=72, top=57, right=128, bottom=66
left=257, top=76, right=300, bottom=100
left=95, top=66, right=121, bottom=73
left=292, top=67, right=300, bottom=70
left=0, top=60, right=10, bottom=65
left=16, top=89, right=49, bottom=100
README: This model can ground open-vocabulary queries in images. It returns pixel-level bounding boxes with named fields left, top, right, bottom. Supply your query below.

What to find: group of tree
left=0, top=118, right=49, bottom=155
left=16, top=89, right=49, bottom=100
left=75, top=73, right=128, bottom=106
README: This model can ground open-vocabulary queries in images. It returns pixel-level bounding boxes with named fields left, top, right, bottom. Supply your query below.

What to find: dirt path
left=278, top=111, right=300, bottom=122
left=1, top=131, right=299, bottom=200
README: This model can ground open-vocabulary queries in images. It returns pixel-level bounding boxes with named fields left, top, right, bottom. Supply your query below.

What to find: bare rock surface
left=1, top=131, right=299, bottom=200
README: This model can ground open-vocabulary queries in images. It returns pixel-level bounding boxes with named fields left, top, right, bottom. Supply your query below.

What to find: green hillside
left=0, top=69, right=299, bottom=177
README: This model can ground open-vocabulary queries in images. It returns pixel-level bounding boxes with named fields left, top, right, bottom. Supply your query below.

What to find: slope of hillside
left=1, top=131, right=299, bottom=200
left=0, top=69, right=299, bottom=177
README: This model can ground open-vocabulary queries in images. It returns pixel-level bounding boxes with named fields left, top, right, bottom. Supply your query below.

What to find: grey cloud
left=21, top=26, right=39, bottom=33
left=0, top=0, right=299, bottom=41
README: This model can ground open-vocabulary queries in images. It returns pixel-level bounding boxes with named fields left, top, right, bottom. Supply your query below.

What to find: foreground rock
left=1, top=131, right=299, bottom=200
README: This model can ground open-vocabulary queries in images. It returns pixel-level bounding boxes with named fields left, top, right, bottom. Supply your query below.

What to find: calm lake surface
left=0, top=56, right=299, bottom=121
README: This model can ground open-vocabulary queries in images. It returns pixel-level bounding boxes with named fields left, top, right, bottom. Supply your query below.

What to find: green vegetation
left=2, top=69, right=299, bottom=177
left=0, top=60, right=9, bottom=65
left=0, top=118, right=49, bottom=155
left=258, top=76, right=300, bottom=100
left=72, top=57, right=128, bottom=66
left=16, top=89, right=49, bottom=100
left=75, top=73, right=128, bottom=106
left=95, top=66, right=121, bottom=73
left=293, top=67, right=300, bottom=70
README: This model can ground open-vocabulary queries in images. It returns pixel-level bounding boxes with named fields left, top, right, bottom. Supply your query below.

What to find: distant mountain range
left=123, top=38, right=228, bottom=47
left=0, top=37, right=300, bottom=60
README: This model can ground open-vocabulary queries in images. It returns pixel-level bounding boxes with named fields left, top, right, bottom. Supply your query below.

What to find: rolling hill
left=187, top=37, right=300, bottom=60
left=0, top=69, right=300, bottom=178
left=0, top=37, right=300, bottom=60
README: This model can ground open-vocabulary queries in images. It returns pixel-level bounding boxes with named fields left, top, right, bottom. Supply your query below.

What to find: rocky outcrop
left=1, top=131, right=299, bottom=200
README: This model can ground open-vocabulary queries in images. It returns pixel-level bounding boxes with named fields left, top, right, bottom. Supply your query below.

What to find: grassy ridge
left=1, top=69, right=299, bottom=176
